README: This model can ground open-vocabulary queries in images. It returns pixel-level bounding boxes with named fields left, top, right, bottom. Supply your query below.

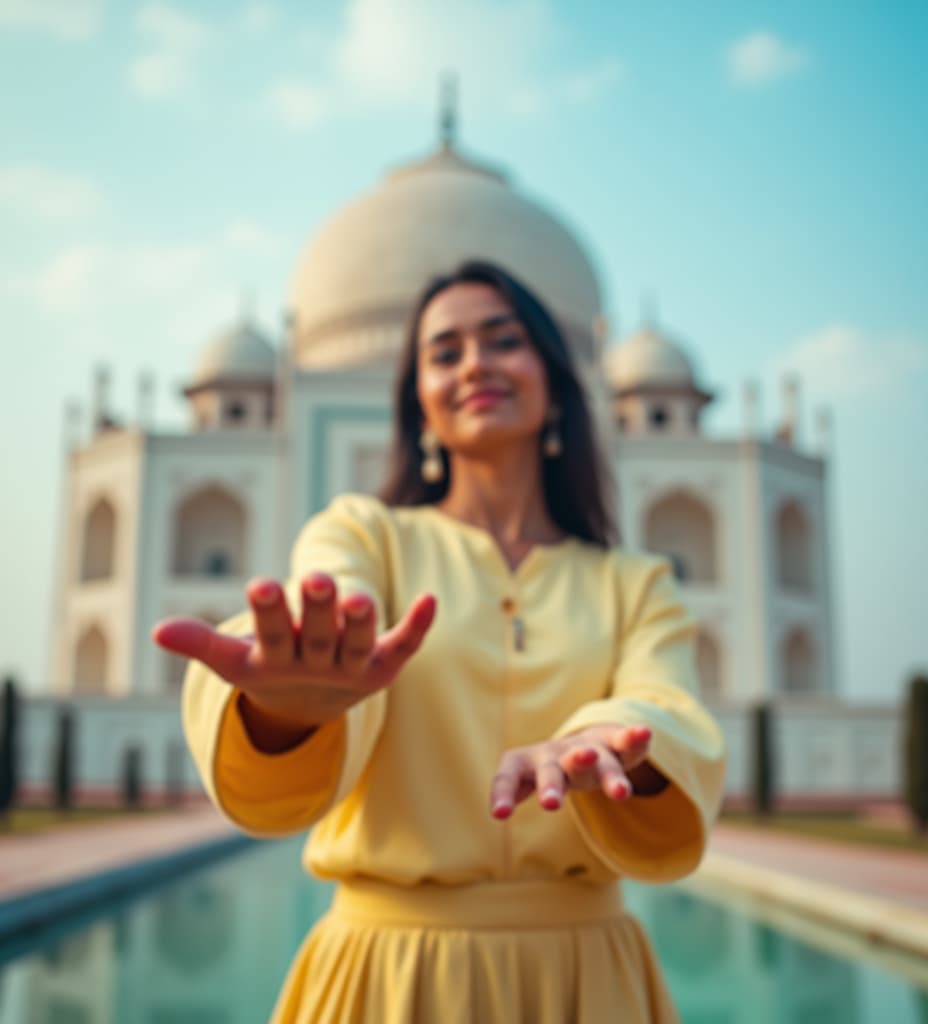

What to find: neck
left=439, top=443, right=561, bottom=544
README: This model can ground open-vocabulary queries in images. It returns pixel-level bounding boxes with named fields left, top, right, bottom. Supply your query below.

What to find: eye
left=429, top=346, right=459, bottom=366
left=490, top=335, right=523, bottom=351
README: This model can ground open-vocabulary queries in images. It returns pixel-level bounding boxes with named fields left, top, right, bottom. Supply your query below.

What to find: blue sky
left=1, top=0, right=926, bottom=701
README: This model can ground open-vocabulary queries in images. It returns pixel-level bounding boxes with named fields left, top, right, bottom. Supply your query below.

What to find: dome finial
left=439, top=72, right=458, bottom=149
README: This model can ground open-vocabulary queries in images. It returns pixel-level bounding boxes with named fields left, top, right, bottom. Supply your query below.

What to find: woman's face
left=415, top=282, right=551, bottom=458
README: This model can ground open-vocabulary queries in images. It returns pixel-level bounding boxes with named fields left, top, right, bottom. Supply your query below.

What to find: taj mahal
left=22, top=109, right=899, bottom=806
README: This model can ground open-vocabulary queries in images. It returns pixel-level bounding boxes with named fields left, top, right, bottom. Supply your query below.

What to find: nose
left=459, top=338, right=491, bottom=379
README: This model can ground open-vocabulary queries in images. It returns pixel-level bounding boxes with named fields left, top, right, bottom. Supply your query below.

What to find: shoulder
left=604, top=546, right=683, bottom=625
left=292, top=493, right=397, bottom=561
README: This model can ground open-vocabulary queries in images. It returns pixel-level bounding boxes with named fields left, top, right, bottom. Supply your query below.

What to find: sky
left=0, top=0, right=926, bottom=703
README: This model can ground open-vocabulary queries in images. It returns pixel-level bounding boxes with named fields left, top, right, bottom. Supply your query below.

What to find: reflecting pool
left=0, top=838, right=925, bottom=1023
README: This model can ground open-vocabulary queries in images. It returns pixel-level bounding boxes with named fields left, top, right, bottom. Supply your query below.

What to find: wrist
left=236, top=693, right=321, bottom=753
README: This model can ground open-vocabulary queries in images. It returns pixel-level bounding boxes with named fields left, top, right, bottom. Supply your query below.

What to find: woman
left=154, top=261, right=726, bottom=1023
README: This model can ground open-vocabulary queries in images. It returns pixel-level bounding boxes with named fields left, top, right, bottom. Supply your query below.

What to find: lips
left=458, top=389, right=510, bottom=410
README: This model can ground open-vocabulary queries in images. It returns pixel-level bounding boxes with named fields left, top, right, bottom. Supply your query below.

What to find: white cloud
left=332, top=0, right=560, bottom=110
left=727, top=30, right=808, bottom=87
left=8, top=218, right=283, bottom=321
left=0, top=0, right=102, bottom=39
left=251, top=0, right=621, bottom=132
left=10, top=240, right=208, bottom=315
left=0, top=165, right=102, bottom=223
left=260, top=78, right=329, bottom=132
left=129, top=2, right=212, bottom=100
left=767, top=324, right=928, bottom=404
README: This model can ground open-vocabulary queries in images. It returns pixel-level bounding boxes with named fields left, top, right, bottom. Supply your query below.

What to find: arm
left=177, top=495, right=429, bottom=837
left=553, top=555, right=727, bottom=882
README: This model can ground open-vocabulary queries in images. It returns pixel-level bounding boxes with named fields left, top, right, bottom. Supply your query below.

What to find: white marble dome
left=288, top=143, right=603, bottom=369
left=191, top=320, right=276, bottom=387
left=605, top=325, right=696, bottom=391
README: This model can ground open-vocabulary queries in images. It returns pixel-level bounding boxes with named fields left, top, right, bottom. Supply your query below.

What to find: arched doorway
left=782, top=627, right=815, bottom=694
left=644, top=490, right=718, bottom=583
left=776, top=500, right=813, bottom=591
left=173, top=486, right=246, bottom=577
left=75, top=625, right=108, bottom=694
left=80, top=497, right=116, bottom=581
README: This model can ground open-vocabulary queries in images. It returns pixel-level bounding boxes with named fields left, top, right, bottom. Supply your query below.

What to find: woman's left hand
left=490, top=724, right=657, bottom=819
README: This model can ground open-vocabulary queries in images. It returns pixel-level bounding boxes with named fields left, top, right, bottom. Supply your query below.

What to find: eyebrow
left=424, top=313, right=521, bottom=346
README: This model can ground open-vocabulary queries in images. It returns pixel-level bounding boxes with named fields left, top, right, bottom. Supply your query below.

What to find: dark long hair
left=378, top=261, right=618, bottom=547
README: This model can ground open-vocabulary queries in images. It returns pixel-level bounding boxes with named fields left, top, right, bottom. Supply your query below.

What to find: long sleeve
left=181, top=494, right=392, bottom=838
left=555, top=554, right=727, bottom=882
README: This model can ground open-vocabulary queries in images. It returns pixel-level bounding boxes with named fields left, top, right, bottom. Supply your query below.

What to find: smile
left=458, top=389, right=510, bottom=410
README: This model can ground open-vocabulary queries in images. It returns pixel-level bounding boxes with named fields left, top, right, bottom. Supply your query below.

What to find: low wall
left=9, top=694, right=903, bottom=805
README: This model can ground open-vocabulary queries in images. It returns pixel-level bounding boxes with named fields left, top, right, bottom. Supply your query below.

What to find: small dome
left=605, top=325, right=695, bottom=391
left=287, top=142, right=602, bottom=368
left=191, top=321, right=276, bottom=388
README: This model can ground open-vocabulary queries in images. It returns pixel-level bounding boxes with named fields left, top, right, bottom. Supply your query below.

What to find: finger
left=367, top=594, right=437, bottom=683
left=560, top=745, right=600, bottom=791
left=247, top=578, right=296, bottom=668
left=535, top=759, right=568, bottom=811
left=606, top=725, right=653, bottom=771
left=490, top=751, right=529, bottom=819
left=299, top=574, right=338, bottom=671
left=591, top=743, right=632, bottom=801
left=336, top=593, right=376, bottom=676
left=151, top=619, right=251, bottom=683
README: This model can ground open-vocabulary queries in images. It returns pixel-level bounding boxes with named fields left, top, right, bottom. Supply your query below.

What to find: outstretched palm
left=152, top=573, right=437, bottom=732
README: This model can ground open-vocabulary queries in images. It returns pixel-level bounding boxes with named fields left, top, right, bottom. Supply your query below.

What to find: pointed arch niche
left=172, top=485, right=247, bottom=578
left=776, top=500, right=814, bottom=592
left=75, top=624, right=108, bottom=694
left=80, top=497, right=117, bottom=582
left=695, top=629, right=723, bottom=701
left=782, top=626, right=816, bottom=694
left=644, top=490, right=718, bottom=584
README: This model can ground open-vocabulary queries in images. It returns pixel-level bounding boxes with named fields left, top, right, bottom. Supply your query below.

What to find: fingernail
left=492, top=801, right=512, bottom=819
left=252, top=583, right=277, bottom=607
left=613, top=781, right=630, bottom=800
left=541, top=788, right=562, bottom=809
left=305, top=578, right=332, bottom=601
left=344, top=601, right=369, bottom=621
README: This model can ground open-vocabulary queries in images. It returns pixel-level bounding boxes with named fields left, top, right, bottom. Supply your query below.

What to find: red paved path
left=0, top=805, right=234, bottom=901
left=1, top=807, right=925, bottom=913
left=708, top=823, right=928, bottom=912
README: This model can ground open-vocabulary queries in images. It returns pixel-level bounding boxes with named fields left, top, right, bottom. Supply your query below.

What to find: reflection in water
left=0, top=840, right=923, bottom=1024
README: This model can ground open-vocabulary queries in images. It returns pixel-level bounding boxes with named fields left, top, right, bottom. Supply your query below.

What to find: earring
left=543, top=417, right=563, bottom=458
left=419, top=427, right=445, bottom=482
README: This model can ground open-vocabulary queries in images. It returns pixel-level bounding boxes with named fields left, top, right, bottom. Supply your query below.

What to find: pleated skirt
left=270, top=878, right=679, bottom=1024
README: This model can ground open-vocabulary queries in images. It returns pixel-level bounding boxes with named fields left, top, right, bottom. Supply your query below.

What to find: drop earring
left=543, top=415, right=563, bottom=458
left=419, top=427, right=445, bottom=482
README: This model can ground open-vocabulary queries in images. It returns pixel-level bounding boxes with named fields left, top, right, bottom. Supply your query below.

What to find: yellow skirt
left=270, top=878, right=679, bottom=1024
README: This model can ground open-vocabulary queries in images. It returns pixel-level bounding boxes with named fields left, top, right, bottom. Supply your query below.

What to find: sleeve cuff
left=212, top=692, right=347, bottom=837
left=555, top=695, right=726, bottom=882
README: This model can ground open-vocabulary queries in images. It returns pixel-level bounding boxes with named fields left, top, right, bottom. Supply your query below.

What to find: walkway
left=1, top=808, right=925, bottom=965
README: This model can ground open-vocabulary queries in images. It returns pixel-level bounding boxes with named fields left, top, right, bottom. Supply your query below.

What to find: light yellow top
left=183, top=493, right=727, bottom=889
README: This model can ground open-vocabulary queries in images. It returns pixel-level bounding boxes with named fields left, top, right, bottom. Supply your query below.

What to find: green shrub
left=122, top=745, right=143, bottom=808
left=0, top=676, right=20, bottom=818
left=53, top=707, right=76, bottom=811
left=903, top=673, right=928, bottom=832
left=751, top=700, right=776, bottom=816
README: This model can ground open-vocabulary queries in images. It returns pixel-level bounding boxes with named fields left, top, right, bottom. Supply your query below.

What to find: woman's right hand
left=151, top=574, right=437, bottom=742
